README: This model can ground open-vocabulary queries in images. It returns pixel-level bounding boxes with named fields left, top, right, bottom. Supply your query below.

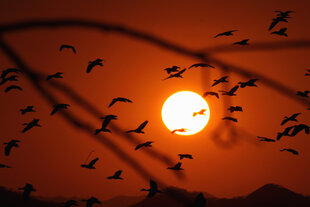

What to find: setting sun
left=161, top=91, right=210, bottom=135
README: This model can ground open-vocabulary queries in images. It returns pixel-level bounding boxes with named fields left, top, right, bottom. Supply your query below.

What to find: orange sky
left=0, top=0, right=309, bottom=200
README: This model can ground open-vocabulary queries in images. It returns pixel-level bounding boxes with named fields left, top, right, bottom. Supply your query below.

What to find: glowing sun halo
left=161, top=91, right=210, bottom=135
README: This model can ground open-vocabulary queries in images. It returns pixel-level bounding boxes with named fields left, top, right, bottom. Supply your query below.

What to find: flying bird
left=0, top=163, right=11, bottom=168
left=62, top=200, right=78, bottom=207
left=277, top=126, right=294, bottom=140
left=164, top=66, right=180, bottom=74
left=193, top=109, right=207, bottom=117
left=233, top=39, right=249, bottom=45
left=171, top=128, right=188, bottom=134
left=238, top=78, right=258, bottom=88
left=87, top=59, right=104, bottom=73
left=222, top=117, right=238, bottom=122
left=296, top=90, right=309, bottom=98
left=178, top=154, right=193, bottom=160
left=46, top=72, right=63, bottom=80
left=18, top=183, right=36, bottom=201
left=141, top=180, right=161, bottom=198
left=214, top=30, right=238, bottom=38
left=305, top=69, right=310, bottom=76
left=4, top=85, right=22, bottom=93
left=203, top=91, right=219, bottom=99
left=0, top=75, right=19, bottom=85
left=81, top=197, right=101, bottom=207
left=162, top=68, right=186, bottom=80
left=281, top=113, right=301, bottom=125
left=290, top=124, right=309, bottom=137
left=188, top=63, right=214, bottom=69
left=108, top=97, right=132, bottom=108
left=228, top=106, right=243, bottom=113
left=22, top=118, right=41, bottom=133
left=280, top=148, right=298, bottom=155
left=275, top=10, right=294, bottom=18
left=167, top=162, right=184, bottom=170
left=219, top=85, right=239, bottom=96
left=135, top=141, right=153, bottom=150
left=4, top=139, right=20, bottom=156
left=20, top=106, right=36, bottom=115
left=212, top=76, right=228, bottom=87
left=257, top=136, right=276, bottom=142
left=107, top=170, right=123, bottom=180
left=81, top=157, right=99, bottom=169
left=271, top=27, right=288, bottom=37
left=0, top=68, right=20, bottom=79
left=51, top=104, right=70, bottom=115
left=126, top=120, right=148, bottom=134
left=95, top=115, right=118, bottom=135
left=59, top=44, right=76, bottom=54
left=269, top=16, right=288, bottom=31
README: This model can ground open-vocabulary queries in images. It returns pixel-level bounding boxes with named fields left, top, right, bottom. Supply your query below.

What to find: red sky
left=0, top=0, right=309, bottom=200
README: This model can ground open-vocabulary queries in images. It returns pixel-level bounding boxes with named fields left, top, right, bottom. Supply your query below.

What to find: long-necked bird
left=0, top=163, right=11, bottom=168
left=164, top=66, right=180, bottom=74
left=222, top=117, right=238, bottom=122
left=4, top=85, right=22, bottom=93
left=193, top=109, right=207, bottom=117
left=0, top=75, right=19, bottom=85
left=22, top=118, right=41, bottom=133
left=4, top=139, right=20, bottom=156
left=18, top=183, right=36, bottom=201
left=81, top=197, right=101, bottom=207
left=228, top=106, right=243, bottom=113
left=108, top=97, right=132, bottom=108
left=188, top=63, right=214, bottom=69
left=296, top=90, right=309, bottom=98
left=135, top=141, right=153, bottom=150
left=257, top=136, right=276, bottom=142
left=107, top=170, right=123, bottom=180
left=141, top=180, right=161, bottom=198
left=87, top=59, right=104, bottom=73
left=46, top=72, right=63, bottom=80
left=290, top=124, right=309, bottom=137
left=95, top=115, right=117, bottom=135
left=281, top=113, right=301, bottom=125
left=238, top=78, right=258, bottom=88
left=163, top=68, right=186, bottom=80
left=214, top=30, right=238, bottom=38
left=126, top=120, right=148, bottom=133
left=277, top=126, right=294, bottom=140
left=178, top=154, right=193, bottom=160
left=20, top=106, right=36, bottom=115
left=1, top=68, right=20, bottom=79
left=212, top=76, right=228, bottom=87
left=81, top=157, right=99, bottom=169
left=233, top=39, right=249, bottom=45
left=62, top=200, right=78, bottom=207
left=219, top=85, right=239, bottom=96
left=167, top=162, right=184, bottom=170
left=203, top=91, right=219, bottom=99
left=271, top=27, right=288, bottom=37
left=51, top=104, right=70, bottom=115
left=280, top=148, right=298, bottom=155
left=59, top=44, right=76, bottom=54
left=171, top=128, right=188, bottom=134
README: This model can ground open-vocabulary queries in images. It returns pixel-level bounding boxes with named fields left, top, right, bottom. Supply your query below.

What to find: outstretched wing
left=137, top=120, right=148, bottom=131
left=150, top=180, right=158, bottom=191
left=86, top=63, right=94, bottom=73
left=135, top=143, right=143, bottom=150
left=4, top=145, right=11, bottom=156
left=175, top=162, right=182, bottom=168
left=118, top=97, right=133, bottom=103
left=89, top=157, right=99, bottom=166
left=229, top=85, right=239, bottom=93
left=108, top=98, right=117, bottom=107
left=4, top=85, right=23, bottom=93
left=114, top=170, right=122, bottom=177
left=269, top=18, right=279, bottom=31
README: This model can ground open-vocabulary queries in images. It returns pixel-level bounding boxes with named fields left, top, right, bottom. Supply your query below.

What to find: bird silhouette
left=275, top=10, right=294, bottom=18
left=46, top=72, right=63, bottom=80
left=59, top=44, right=76, bottom=54
left=214, top=30, right=238, bottom=38
left=4, top=85, right=22, bottom=93
left=81, top=157, right=99, bottom=169
left=163, top=68, right=186, bottom=80
left=167, top=162, right=184, bottom=170
left=18, top=183, right=36, bottom=201
left=296, top=90, right=309, bottom=98
left=141, top=180, right=161, bottom=198
left=107, top=170, right=123, bottom=180
left=219, top=85, right=239, bottom=96
left=0, top=75, right=19, bottom=85
left=178, top=154, right=193, bottom=160
left=108, top=97, right=132, bottom=108
left=22, top=118, right=41, bottom=133
left=305, top=69, right=310, bottom=76
left=212, top=76, right=228, bottom=87
left=257, top=136, right=276, bottom=142
left=203, top=91, right=219, bottom=99
left=222, top=117, right=238, bottom=122
left=61, top=200, right=78, bottom=207
left=281, top=113, right=301, bottom=125
left=126, top=120, right=148, bottom=133
left=233, top=39, right=249, bottom=45
left=164, top=66, right=180, bottom=74
left=269, top=16, right=288, bottom=31
left=271, top=27, right=288, bottom=37
left=277, top=126, right=294, bottom=140
left=228, top=106, right=243, bottom=113
left=0, top=163, right=11, bottom=168
left=171, top=128, right=188, bottom=134
left=188, top=63, right=214, bottom=69
left=187, top=193, right=206, bottom=207
left=0, top=68, right=20, bottom=79
left=87, top=59, right=104, bottom=73
left=20, top=106, right=36, bottom=115
left=81, top=197, right=101, bottom=207
left=193, top=109, right=207, bottom=117
left=51, top=104, right=70, bottom=115
left=95, top=115, right=117, bottom=135
left=280, top=148, right=298, bottom=155
left=4, top=139, right=20, bottom=156
left=290, top=124, right=309, bottom=137
left=135, top=141, right=153, bottom=150
left=238, top=78, right=258, bottom=88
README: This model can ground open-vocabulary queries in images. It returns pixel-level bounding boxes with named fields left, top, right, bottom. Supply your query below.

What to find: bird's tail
left=107, top=176, right=113, bottom=179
